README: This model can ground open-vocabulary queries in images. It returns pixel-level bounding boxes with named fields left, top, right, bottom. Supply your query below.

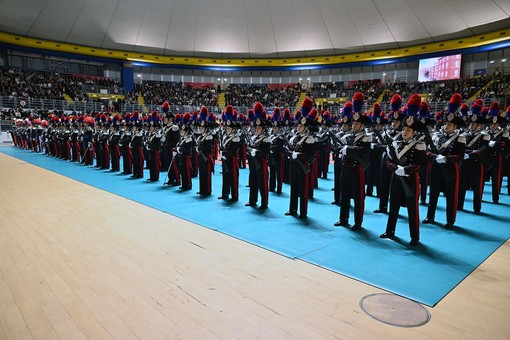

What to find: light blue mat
left=2, top=147, right=509, bottom=307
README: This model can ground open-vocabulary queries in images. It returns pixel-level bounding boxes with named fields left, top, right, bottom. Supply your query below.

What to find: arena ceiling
left=0, top=0, right=509, bottom=59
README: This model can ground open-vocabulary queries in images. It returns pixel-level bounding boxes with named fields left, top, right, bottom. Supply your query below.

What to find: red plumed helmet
left=449, top=93, right=462, bottom=104
left=162, top=101, right=170, bottom=112
left=308, top=108, right=318, bottom=120
left=448, top=93, right=463, bottom=114
left=373, top=103, right=381, bottom=117
left=200, top=106, right=208, bottom=115
left=352, top=92, right=364, bottom=113
left=390, top=94, right=402, bottom=112
left=302, top=98, right=314, bottom=108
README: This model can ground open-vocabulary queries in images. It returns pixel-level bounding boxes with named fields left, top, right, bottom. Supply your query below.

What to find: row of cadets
left=269, top=108, right=287, bottom=193
left=380, top=96, right=428, bottom=246
left=119, top=113, right=133, bottom=175
left=107, top=114, right=122, bottom=172
left=457, top=99, right=490, bottom=213
left=196, top=107, right=218, bottom=196
left=245, top=102, right=271, bottom=209
left=129, top=112, right=145, bottom=179
left=146, top=111, right=162, bottom=182
left=161, top=102, right=182, bottom=187
left=285, top=98, right=319, bottom=219
left=333, top=92, right=372, bottom=230
left=218, top=105, right=241, bottom=202
left=485, top=102, right=509, bottom=203
left=422, top=94, right=466, bottom=229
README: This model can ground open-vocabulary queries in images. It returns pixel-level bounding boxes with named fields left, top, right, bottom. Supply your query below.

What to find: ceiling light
left=489, top=60, right=495, bottom=63
left=502, top=59, right=507, bottom=62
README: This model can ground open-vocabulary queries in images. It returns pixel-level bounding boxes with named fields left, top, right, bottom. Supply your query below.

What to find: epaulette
left=416, top=141, right=427, bottom=151
left=205, top=135, right=213, bottom=140
left=362, top=135, right=373, bottom=143
left=305, top=136, right=315, bottom=144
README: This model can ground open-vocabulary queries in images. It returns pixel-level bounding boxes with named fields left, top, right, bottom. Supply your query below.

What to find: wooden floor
left=0, top=151, right=509, bottom=340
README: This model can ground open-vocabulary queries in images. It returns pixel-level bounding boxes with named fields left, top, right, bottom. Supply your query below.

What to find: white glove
left=221, top=155, right=227, bottom=160
left=464, top=153, right=469, bottom=160
left=250, top=149, right=256, bottom=157
left=395, top=165, right=406, bottom=176
left=291, top=151, right=298, bottom=159
left=436, top=155, right=446, bottom=163
left=340, top=146, right=348, bottom=156
left=172, top=151, right=177, bottom=157
left=489, top=141, right=496, bottom=147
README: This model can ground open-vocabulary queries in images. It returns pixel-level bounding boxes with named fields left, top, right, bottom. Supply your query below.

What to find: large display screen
left=418, top=55, right=461, bottom=82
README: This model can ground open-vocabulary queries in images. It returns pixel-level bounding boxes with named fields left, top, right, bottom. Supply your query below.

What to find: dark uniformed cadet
left=331, top=102, right=353, bottom=206
left=423, top=94, right=466, bottom=228
left=285, top=100, right=319, bottom=219
left=485, top=103, right=509, bottom=204
left=146, top=111, right=162, bottom=182
left=458, top=113, right=490, bottom=213
left=176, top=112, right=194, bottom=191
left=108, top=114, right=121, bottom=172
left=218, top=106, right=241, bottom=202
left=334, top=92, right=372, bottom=230
left=269, top=108, right=286, bottom=194
left=129, top=113, right=145, bottom=179
left=119, top=113, right=133, bottom=175
left=380, top=111, right=427, bottom=246
left=246, top=110, right=271, bottom=209
left=374, top=94, right=403, bottom=213
left=196, top=108, right=217, bottom=196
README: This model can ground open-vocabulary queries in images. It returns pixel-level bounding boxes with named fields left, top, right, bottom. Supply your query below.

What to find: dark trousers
left=179, top=154, right=192, bottom=188
left=121, top=145, right=132, bottom=174
left=269, top=152, right=284, bottom=193
left=110, top=145, right=120, bottom=171
left=385, top=173, right=420, bottom=241
left=131, top=146, right=144, bottom=177
left=147, top=149, right=161, bottom=181
left=333, top=157, right=342, bottom=203
left=221, top=156, right=239, bottom=199
left=458, top=160, right=484, bottom=212
left=248, top=158, right=269, bottom=206
left=198, top=153, right=214, bottom=195
left=288, top=159, right=311, bottom=216
left=378, top=159, right=392, bottom=210
left=339, top=164, right=365, bottom=226
left=427, top=163, right=460, bottom=224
